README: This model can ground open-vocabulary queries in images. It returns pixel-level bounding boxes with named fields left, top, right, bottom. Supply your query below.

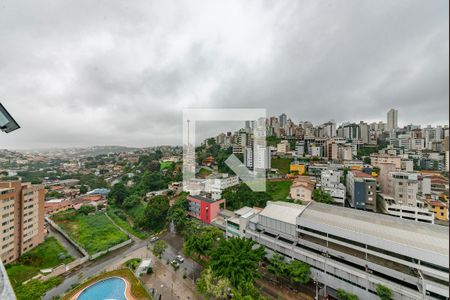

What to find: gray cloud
left=0, top=0, right=448, bottom=149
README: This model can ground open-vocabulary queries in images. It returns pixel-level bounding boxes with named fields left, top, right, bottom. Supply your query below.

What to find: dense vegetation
left=312, top=188, right=333, bottom=204
left=271, top=157, right=291, bottom=174
left=194, top=236, right=268, bottom=300
left=14, top=277, right=63, bottom=300
left=266, top=254, right=310, bottom=285
left=6, top=237, right=74, bottom=286
left=222, top=181, right=292, bottom=210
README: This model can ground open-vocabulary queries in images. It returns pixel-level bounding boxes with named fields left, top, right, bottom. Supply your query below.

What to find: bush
left=78, top=205, right=96, bottom=215
left=376, top=284, right=392, bottom=300
left=125, top=258, right=141, bottom=270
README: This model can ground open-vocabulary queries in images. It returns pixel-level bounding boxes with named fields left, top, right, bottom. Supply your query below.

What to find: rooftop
left=259, top=201, right=307, bottom=225
left=301, top=202, right=449, bottom=258
left=187, top=194, right=218, bottom=203
left=350, top=170, right=374, bottom=179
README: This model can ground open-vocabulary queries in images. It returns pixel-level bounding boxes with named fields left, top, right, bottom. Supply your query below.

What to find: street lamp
left=0, top=103, right=20, bottom=133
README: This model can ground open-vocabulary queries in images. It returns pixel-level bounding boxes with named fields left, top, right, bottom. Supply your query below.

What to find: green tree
left=141, top=195, right=170, bottom=231
left=288, top=259, right=310, bottom=284
left=376, top=284, right=392, bottom=300
left=267, top=254, right=289, bottom=278
left=196, top=267, right=231, bottom=300
left=79, top=185, right=88, bottom=194
left=363, top=157, right=371, bottom=164
left=312, top=189, right=333, bottom=204
left=109, top=182, right=128, bottom=206
left=167, top=196, right=189, bottom=232
left=122, top=194, right=141, bottom=209
left=184, top=226, right=223, bottom=258
left=209, top=238, right=265, bottom=287
left=336, top=289, right=359, bottom=300
left=78, top=205, right=96, bottom=215
left=152, top=240, right=167, bottom=258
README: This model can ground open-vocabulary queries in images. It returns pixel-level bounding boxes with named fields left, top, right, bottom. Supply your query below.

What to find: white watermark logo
left=182, top=108, right=268, bottom=192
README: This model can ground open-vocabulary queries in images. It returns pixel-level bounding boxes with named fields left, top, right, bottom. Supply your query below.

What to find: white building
left=378, top=193, right=434, bottom=224
left=277, top=140, right=290, bottom=154
left=387, top=108, right=398, bottom=131
left=205, top=174, right=239, bottom=193
left=245, top=201, right=449, bottom=300
left=320, top=170, right=346, bottom=205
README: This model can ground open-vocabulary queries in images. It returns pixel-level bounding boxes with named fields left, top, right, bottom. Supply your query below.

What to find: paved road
left=47, top=225, right=84, bottom=259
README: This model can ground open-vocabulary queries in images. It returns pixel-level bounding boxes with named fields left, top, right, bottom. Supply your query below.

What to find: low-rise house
left=425, top=200, right=449, bottom=222
left=45, top=199, right=74, bottom=215
left=290, top=176, right=316, bottom=203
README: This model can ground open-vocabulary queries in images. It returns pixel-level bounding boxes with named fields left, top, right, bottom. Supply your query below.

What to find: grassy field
left=5, top=236, right=74, bottom=286
left=267, top=180, right=292, bottom=200
left=14, top=277, right=63, bottom=300
left=271, top=157, right=291, bottom=174
left=107, top=206, right=149, bottom=239
left=62, top=268, right=151, bottom=300
left=52, top=211, right=129, bottom=255
left=160, top=161, right=174, bottom=170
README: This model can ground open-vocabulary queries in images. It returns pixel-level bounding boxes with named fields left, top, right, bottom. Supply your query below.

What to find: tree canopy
left=208, top=238, right=265, bottom=287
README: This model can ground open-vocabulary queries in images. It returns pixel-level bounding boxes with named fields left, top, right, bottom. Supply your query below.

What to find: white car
left=175, top=255, right=184, bottom=263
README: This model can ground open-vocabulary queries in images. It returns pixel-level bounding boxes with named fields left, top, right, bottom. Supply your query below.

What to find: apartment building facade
left=187, top=194, right=225, bottom=224
left=0, top=181, right=45, bottom=264
left=245, top=201, right=449, bottom=300
left=346, top=171, right=377, bottom=211
left=387, top=172, right=419, bottom=207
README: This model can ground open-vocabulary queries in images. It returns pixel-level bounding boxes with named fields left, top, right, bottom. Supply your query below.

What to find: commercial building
left=346, top=171, right=377, bottom=211
left=225, top=206, right=262, bottom=238
left=245, top=201, right=449, bottom=300
left=0, top=181, right=45, bottom=264
left=187, top=194, right=225, bottom=224
left=377, top=193, right=434, bottom=224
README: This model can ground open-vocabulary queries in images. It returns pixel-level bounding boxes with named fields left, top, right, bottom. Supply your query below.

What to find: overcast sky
left=0, top=0, right=448, bottom=149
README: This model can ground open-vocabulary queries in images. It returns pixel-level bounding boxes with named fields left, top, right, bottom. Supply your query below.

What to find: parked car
left=175, top=255, right=184, bottom=263
left=149, top=236, right=159, bottom=243
left=171, top=260, right=180, bottom=270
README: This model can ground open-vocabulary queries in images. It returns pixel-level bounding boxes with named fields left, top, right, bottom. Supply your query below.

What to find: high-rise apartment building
left=387, top=108, right=398, bottom=131
left=279, top=113, right=287, bottom=128
left=0, top=181, right=45, bottom=264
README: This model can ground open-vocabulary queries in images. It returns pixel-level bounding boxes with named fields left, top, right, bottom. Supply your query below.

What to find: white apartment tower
left=387, top=108, right=398, bottom=131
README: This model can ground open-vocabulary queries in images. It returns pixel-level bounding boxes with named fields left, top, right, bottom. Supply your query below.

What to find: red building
left=187, top=194, right=225, bottom=224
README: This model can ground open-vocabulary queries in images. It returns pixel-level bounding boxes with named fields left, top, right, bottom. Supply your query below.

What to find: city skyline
left=0, top=0, right=448, bottom=149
